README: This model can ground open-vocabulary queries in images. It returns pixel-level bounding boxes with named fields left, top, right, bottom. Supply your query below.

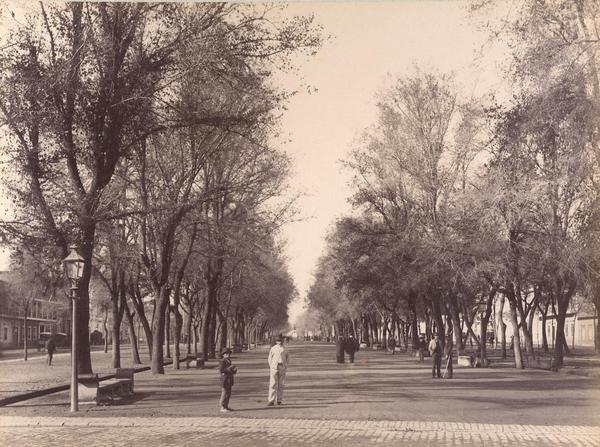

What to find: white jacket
left=268, top=343, right=289, bottom=370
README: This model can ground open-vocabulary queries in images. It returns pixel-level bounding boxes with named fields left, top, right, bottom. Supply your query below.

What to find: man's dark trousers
left=432, top=353, right=442, bottom=378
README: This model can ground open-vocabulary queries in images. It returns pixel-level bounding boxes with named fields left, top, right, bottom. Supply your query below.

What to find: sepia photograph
left=0, top=1, right=599, bottom=445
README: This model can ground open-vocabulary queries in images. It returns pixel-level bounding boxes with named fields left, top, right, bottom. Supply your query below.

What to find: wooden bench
left=78, top=368, right=135, bottom=405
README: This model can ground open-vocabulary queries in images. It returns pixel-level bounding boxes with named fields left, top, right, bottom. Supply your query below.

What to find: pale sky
left=280, top=1, right=506, bottom=322
left=0, top=1, right=508, bottom=325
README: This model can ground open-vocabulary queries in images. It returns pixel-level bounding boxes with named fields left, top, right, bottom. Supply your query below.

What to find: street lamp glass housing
left=63, top=246, right=85, bottom=284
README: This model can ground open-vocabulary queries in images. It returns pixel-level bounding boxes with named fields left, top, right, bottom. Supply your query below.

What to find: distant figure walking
left=335, top=336, right=345, bottom=363
left=443, top=335, right=454, bottom=379
left=388, top=337, right=396, bottom=354
left=45, top=336, right=56, bottom=366
left=267, top=335, right=289, bottom=406
left=218, top=348, right=237, bottom=413
left=418, top=335, right=426, bottom=363
left=344, top=334, right=360, bottom=363
left=428, top=334, right=442, bottom=378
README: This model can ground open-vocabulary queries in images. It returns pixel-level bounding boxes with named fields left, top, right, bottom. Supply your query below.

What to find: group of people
left=335, top=334, right=360, bottom=363
left=218, top=331, right=455, bottom=413
left=219, top=334, right=289, bottom=413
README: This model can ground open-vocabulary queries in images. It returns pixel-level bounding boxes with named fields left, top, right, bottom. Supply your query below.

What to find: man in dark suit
left=344, top=334, right=360, bottom=363
left=45, top=336, right=56, bottom=366
left=219, top=348, right=237, bottom=413
left=336, top=336, right=345, bottom=363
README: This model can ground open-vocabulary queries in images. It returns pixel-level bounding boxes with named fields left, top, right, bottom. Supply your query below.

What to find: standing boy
left=219, top=348, right=237, bottom=413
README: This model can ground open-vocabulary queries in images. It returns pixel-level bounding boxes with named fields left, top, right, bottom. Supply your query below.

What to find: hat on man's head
left=275, top=335, right=283, bottom=342
left=221, top=348, right=232, bottom=355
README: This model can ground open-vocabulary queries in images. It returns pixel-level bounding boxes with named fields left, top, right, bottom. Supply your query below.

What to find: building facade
left=0, top=271, right=70, bottom=349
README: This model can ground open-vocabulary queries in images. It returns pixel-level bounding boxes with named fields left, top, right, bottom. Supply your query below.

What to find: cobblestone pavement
left=1, top=416, right=599, bottom=446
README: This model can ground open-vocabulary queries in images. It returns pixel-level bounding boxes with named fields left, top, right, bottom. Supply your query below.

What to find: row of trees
left=304, top=0, right=600, bottom=369
left=0, top=3, right=321, bottom=373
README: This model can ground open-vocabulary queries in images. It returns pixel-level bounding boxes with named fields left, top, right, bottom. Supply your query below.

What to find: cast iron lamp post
left=63, top=246, right=84, bottom=412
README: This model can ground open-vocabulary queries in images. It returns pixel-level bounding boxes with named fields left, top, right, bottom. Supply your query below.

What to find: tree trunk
left=193, top=321, right=199, bottom=355
left=516, top=299, right=535, bottom=360
left=572, top=313, right=577, bottom=350
left=124, top=303, right=141, bottom=364
left=448, top=299, right=464, bottom=354
left=185, top=311, right=192, bottom=355
left=111, top=274, right=126, bottom=369
left=208, top=300, right=217, bottom=359
left=23, top=308, right=28, bottom=361
left=77, top=229, right=96, bottom=374
left=507, top=297, right=524, bottom=369
left=111, top=310, right=121, bottom=369
left=129, top=282, right=152, bottom=359
left=479, top=288, right=496, bottom=366
left=173, top=305, right=182, bottom=370
left=553, top=276, right=576, bottom=368
left=217, top=311, right=227, bottom=354
left=431, top=294, right=445, bottom=347
left=150, top=285, right=170, bottom=374
left=165, top=305, right=171, bottom=359
left=408, top=296, right=419, bottom=348
left=594, top=305, right=600, bottom=354
left=554, top=309, right=567, bottom=368
left=199, top=296, right=212, bottom=361
left=103, top=309, right=109, bottom=354
left=497, top=294, right=507, bottom=359
left=541, top=303, right=549, bottom=353
left=361, top=314, right=369, bottom=346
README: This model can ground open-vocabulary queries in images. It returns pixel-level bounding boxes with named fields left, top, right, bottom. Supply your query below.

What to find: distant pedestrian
left=388, top=337, right=396, bottom=354
left=418, top=335, right=426, bottom=363
left=443, top=335, right=453, bottom=379
left=218, top=348, right=237, bottom=413
left=428, top=334, right=442, bottom=378
left=45, top=336, right=56, bottom=366
left=335, top=336, right=345, bottom=363
left=344, top=334, right=359, bottom=363
left=267, top=334, right=289, bottom=406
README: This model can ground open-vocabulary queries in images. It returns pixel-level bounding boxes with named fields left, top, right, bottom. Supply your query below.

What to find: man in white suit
left=267, top=334, right=289, bottom=406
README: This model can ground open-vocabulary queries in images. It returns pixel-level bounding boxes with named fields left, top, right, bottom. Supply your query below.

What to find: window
left=3, top=327, right=6, bottom=341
